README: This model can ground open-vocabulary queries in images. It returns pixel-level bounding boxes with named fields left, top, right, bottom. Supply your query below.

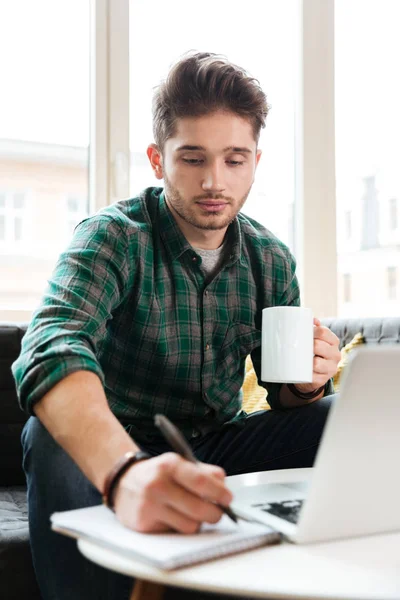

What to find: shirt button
left=204, top=290, right=208, bottom=296
left=205, top=343, right=210, bottom=351
left=192, top=256, right=197, bottom=262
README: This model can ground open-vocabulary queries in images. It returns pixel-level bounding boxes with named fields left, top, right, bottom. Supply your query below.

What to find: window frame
left=103, top=0, right=338, bottom=317
left=295, top=0, right=337, bottom=317
left=89, top=0, right=130, bottom=214
left=387, top=266, right=397, bottom=301
left=2, top=0, right=338, bottom=321
left=64, top=193, right=89, bottom=239
left=0, top=189, right=33, bottom=252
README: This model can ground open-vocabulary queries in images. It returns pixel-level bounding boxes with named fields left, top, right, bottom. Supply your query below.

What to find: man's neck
left=186, top=229, right=226, bottom=250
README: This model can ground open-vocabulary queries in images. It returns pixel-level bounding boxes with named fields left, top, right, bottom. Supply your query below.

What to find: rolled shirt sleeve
left=12, top=215, right=131, bottom=415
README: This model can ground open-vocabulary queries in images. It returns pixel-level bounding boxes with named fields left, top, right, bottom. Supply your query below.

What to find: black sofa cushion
left=0, top=424, right=26, bottom=487
left=0, top=323, right=29, bottom=487
left=0, top=487, right=41, bottom=599
left=0, top=324, right=41, bottom=598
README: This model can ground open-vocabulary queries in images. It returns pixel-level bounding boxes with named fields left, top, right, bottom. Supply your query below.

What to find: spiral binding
left=164, top=530, right=282, bottom=570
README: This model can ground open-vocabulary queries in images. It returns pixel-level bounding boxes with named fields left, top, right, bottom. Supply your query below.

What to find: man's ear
left=147, top=144, right=164, bottom=180
left=255, top=148, right=262, bottom=169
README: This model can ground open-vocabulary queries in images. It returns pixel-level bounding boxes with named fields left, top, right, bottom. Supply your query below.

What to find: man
left=13, top=52, right=340, bottom=600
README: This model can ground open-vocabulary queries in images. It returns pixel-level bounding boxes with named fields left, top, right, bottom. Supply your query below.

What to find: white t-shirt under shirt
left=193, top=242, right=227, bottom=281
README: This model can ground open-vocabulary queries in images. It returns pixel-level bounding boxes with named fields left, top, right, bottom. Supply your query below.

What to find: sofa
left=1, top=317, right=400, bottom=599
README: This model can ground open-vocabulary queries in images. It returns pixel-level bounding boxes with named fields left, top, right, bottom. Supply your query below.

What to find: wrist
left=102, top=450, right=151, bottom=511
left=292, top=382, right=319, bottom=394
left=287, top=383, right=325, bottom=400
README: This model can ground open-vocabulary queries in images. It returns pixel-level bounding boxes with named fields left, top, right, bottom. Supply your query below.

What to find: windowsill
left=0, top=308, right=33, bottom=323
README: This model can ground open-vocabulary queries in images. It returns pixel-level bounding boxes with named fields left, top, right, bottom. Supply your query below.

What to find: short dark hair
left=152, top=52, right=269, bottom=151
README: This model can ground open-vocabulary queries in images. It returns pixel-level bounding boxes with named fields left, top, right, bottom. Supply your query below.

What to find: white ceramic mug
left=261, top=306, right=313, bottom=383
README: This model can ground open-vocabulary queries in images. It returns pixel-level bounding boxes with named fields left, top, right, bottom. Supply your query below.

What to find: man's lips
left=196, top=200, right=228, bottom=212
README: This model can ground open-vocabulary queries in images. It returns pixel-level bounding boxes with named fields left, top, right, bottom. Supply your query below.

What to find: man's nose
left=201, top=162, right=225, bottom=193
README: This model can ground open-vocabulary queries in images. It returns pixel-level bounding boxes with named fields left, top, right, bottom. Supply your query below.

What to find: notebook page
left=51, top=505, right=280, bottom=570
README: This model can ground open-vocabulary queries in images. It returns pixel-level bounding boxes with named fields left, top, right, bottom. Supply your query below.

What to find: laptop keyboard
left=251, top=499, right=304, bottom=524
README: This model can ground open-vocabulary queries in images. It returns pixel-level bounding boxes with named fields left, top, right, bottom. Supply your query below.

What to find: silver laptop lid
left=295, top=345, right=400, bottom=544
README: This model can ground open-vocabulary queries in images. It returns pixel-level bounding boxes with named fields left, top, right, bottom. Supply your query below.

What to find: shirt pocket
left=216, top=322, right=261, bottom=379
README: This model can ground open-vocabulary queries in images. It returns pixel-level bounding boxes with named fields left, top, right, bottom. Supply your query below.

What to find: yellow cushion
left=333, top=332, right=365, bottom=392
left=242, top=356, right=271, bottom=413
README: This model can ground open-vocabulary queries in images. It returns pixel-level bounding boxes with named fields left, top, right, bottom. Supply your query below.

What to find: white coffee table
left=78, top=468, right=400, bottom=599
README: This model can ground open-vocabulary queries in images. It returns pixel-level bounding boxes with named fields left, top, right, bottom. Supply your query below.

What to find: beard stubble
left=163, top=175, right=252, bottom=231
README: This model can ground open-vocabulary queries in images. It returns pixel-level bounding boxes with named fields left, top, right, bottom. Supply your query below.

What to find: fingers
left=311, top=326, right=341, bottom=386
left=314, top=338, right=341, bottom=364
left=313, top=324, right=340, bottom=347
left=313, top=355, right=331, bottom=375
left=314, top=338, right=335, bottom=358
left=170, top=457, right=233, bottom=507
left=115, top=453, right=231, bottom=534
left=137, top=505, right=203, bottom=535
left=158, top=504, right=202, bottom=534
left=161, top=478, right=224, bottom=524
left=118, top=493, right=204, bottom=534
left=134, top=459, right=225, bottom=524
left=312, top=348, right=341, bottom=387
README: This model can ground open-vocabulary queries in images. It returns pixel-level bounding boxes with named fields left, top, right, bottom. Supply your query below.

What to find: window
left=389, top=198, right=398, bottom=231
left=0, top=1, right=353, bottom=320
left=0, top=191, right=28, bottom=245
left=66, top=195, right=88, bottom=238
left=387, top=267, right=397, bottom=300
left=343, top=274, right=351, bottom=303
left=344, top=211, right=352, bottom=240
left=0, top=0, right=90, bottom=317
left=129, top=0, right=299, bottom=252
left=336, top=0, right=400, bottom=317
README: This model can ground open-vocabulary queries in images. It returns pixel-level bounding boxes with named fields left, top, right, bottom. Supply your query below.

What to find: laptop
left=231, top=345, right=400, bottom=544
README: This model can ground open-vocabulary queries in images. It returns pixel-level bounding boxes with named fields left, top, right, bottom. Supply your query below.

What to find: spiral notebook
left=51, top=505, right=281, bottom=570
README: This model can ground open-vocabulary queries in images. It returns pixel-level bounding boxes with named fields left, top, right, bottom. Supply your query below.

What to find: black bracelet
left=287, top=383, right=325, bottom=400
left=102, top=450, right=151, bottom=511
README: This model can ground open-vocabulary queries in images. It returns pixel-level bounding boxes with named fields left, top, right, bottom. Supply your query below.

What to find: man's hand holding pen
left=113, top=451, right=234, bottom=534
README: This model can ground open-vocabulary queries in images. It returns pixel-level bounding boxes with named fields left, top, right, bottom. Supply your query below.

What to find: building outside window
left=0, top=0, right=89, bottom=318
left=0, top=193, right=5, bottom=241
left=343, top=273, right=351, bottom=303
left=389, top=197, right=398, bottom=231
left=3, top=1, right=398, bottom=320
left=387, top=266, right=397, bottom=300
left=66, top=195, right=88, bottom=238
left=336, top=0, right=400, bottom=317
left=344, top=210, right=352, bottom=240
left=0, top=190, right=27, bottom=245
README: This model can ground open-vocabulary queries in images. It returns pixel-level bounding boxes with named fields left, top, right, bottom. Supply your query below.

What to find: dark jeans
left=22, top=396, right=334, bottom=600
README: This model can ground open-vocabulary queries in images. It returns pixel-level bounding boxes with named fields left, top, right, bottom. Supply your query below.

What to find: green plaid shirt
left=13, top=187, right=301, bottom=443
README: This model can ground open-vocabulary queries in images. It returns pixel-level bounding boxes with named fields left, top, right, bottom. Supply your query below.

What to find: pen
left=154, top=414, right=238, bottom=524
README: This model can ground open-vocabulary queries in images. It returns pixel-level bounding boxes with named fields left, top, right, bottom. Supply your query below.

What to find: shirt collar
left=158, top=190, right=193, bottom=261
left=157, top=189, right=245, bottom=266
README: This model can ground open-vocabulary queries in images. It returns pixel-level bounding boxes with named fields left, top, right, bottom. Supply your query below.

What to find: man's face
left=157, top=111, right=261, bottom=233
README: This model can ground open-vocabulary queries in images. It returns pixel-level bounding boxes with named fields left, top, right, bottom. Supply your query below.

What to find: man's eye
left=227, top=160, right=244, bottom=166
left=182, top=158, right=203, bottom=165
